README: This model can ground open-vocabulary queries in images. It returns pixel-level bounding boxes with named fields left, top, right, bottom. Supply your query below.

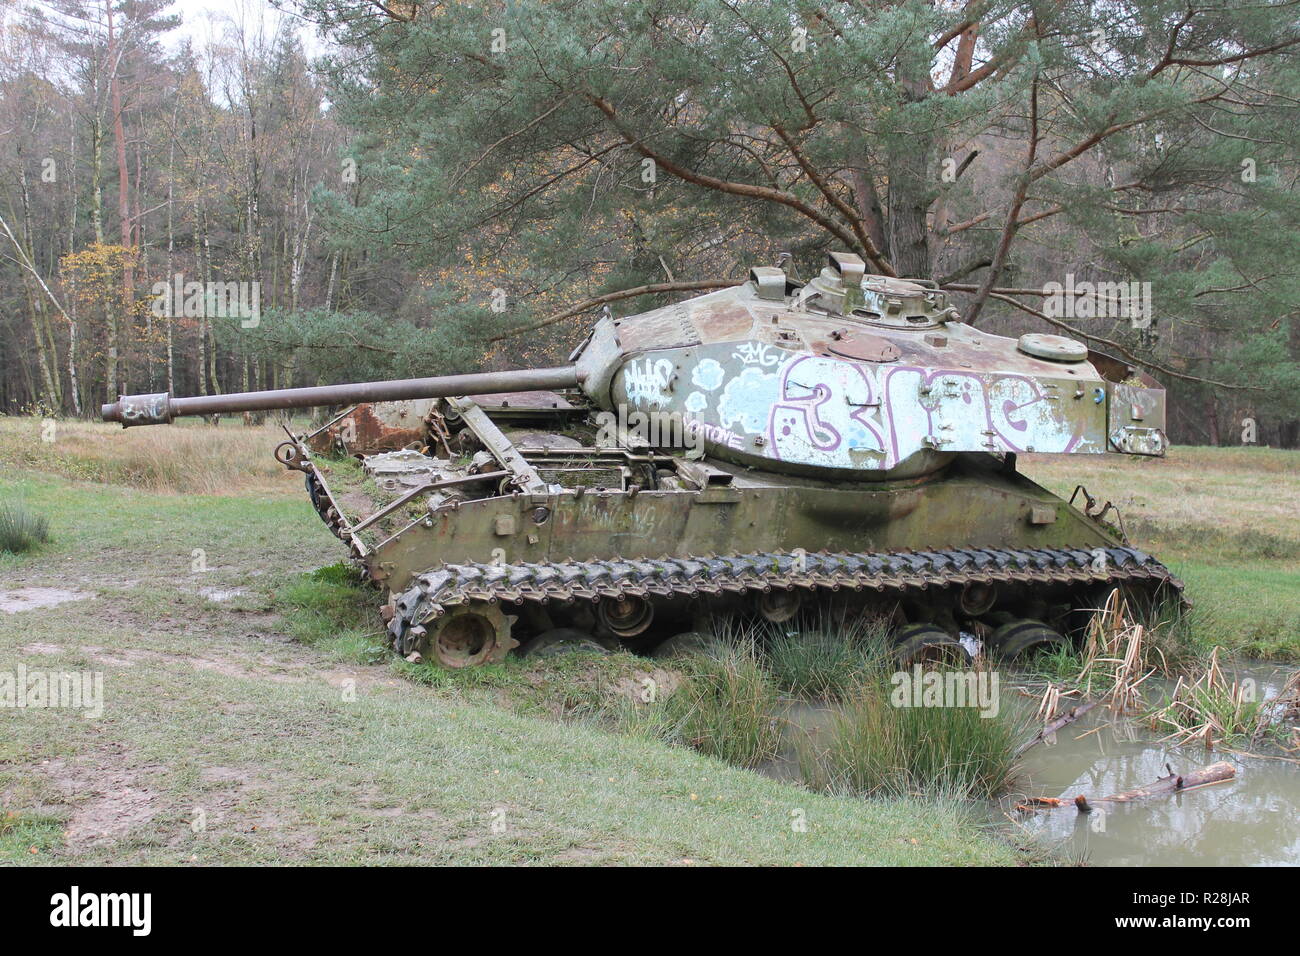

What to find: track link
left=386, top=546, right=1183, bottom=655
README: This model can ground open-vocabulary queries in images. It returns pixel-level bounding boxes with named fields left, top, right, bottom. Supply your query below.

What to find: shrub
left=0, top=504, right=51, bottom=553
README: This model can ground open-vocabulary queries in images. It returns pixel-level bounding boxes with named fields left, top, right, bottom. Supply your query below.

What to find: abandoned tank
left=103, top=252, right=1181, bottom=667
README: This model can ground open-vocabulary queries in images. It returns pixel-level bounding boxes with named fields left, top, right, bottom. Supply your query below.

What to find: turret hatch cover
left=823, top=329, right=902, bottom=362
left=1017, top=333, right=1088, bottom=362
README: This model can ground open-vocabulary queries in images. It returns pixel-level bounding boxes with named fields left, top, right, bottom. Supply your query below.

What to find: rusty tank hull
left=104, top=253, right=1180, bottom=667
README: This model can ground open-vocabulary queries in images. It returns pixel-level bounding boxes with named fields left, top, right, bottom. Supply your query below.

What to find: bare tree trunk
left=107, top=1, right=134, bottom=395
left=202, top=206, right=219, bottom=395
left=90, top=110, right=105, bottom=245
left=192, top=199, right=207, bottom=396
left=883, top=72, right=933, bottom=278
left=324, top=249, right=339, bottom=310
left=164, top=94, right=180, bottom=394
left=850, top=166, right=887, bottom=259
left=66, top=112, right=82, bottom=415
left=14, top=165, right=61, bottom=408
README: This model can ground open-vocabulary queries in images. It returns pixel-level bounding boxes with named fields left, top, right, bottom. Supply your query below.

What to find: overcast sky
left=161, top=0, right=326, bottom=56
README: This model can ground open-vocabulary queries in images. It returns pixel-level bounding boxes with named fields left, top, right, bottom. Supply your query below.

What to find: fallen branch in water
left=1016, top=762, right=1236, bottom=814
left=1016, top=796, right=1068, bottom=810
left=1015, top=698, right=1101, bottom=757
left=1075, top=762, right=1236, bottom=811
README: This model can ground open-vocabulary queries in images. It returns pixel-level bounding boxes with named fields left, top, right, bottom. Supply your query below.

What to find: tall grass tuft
left=760, top=610, right=894, bottom=699
left=0, top=503, right=51, bottom=553
left=795, top=663, right=1030, bottom=800
left=1146, top=647, right=1269, bottom=747
left=617, top=638, right=783, bottom=768
left=630, top=611, right=1029, bottom=793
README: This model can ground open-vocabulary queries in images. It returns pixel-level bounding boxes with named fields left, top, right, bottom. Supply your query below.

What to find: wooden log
left=1076, top=762, right=1236, bottom=812
left=1013, top=796, right=1067, bottom=812
left=1015, top=699, right=1101, bottom=757
left=1018, top=762, right=1236, bottom=814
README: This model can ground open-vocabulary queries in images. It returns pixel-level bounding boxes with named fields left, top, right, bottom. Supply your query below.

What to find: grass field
left=1019, top=446, right=1300, bottom=660
left=1, top=416, right=1295, bottom=865
left=0, top=417, right=1016, bottom=866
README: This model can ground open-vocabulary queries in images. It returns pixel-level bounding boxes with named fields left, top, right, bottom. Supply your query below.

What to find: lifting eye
left=1093, top=387, right=1106, bottom=404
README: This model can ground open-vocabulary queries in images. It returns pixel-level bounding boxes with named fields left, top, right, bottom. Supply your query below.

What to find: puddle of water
left=766, top=701, right=835, bottom=783
left=1010, top=663, right=1299, bottom=866
left=766, top=664, right=1299, bottom=866
left=0, top=588, right=93, bottom=614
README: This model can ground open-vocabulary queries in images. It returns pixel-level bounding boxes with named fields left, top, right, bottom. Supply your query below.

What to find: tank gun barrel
left=101, top=365, right=584, bottom=426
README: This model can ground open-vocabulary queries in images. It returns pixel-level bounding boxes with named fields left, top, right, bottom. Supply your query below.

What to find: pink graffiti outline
left=883, top=366, right=1083, bottom=458
left=765, top=356, right=888, bottom=461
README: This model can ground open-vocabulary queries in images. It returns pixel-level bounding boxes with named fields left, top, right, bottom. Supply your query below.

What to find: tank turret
left=572, top=252, right=1167, bottom=479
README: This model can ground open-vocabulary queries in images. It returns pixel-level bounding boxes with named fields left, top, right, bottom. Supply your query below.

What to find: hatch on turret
left=791, top=252, right=959, bottom=329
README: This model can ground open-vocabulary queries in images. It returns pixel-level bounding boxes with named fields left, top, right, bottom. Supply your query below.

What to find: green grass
left=278, top=564, right=390, bottom=664
left=1165, top=682, right=1267, bottom=741
left=0, top=811, right=66, bottom=863
left=618, top=616, right=1029, bottom=801
left=617, top=640, right=784, bottom=769
left=795, top=665, right=1032, bottom=801
left=0, top=463, right=1017, bottom=866
left=755, top=613, right=893, bottom=699
left=0, top=502, right=50, bottom=554
left=1020, top=445, right=1300, bottom=661
left=1171, top=563, right=1300, bottom=660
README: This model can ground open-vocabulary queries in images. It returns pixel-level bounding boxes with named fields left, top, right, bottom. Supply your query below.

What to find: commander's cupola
left=774, top=251, right=960, bottom=329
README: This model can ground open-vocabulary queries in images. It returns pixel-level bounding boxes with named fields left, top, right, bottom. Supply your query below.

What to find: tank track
left=386, top=546, right=1183, bottom=655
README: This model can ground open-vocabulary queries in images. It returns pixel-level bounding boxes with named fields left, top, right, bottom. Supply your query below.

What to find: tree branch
left=772, top=124, right=891, bottom=272
left=946, top=287, right=1255, bottom=391
left=488, top=279, right=737, bottom=342
left=585, top=95, right=894, bottom=274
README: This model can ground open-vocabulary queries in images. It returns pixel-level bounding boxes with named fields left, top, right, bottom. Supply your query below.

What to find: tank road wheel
left=988, top=620, right=1068, bottom=661
left=758, top=588, right=802, bottom=624
left=419, top=603, right=518, bottom=669
left=522, top=629, right=617, bottom=659
left=958, top=581, right=997, bottom=617
left=597, top=595, right=654, bottom=639
left=894, top=623, right=971, bottom=667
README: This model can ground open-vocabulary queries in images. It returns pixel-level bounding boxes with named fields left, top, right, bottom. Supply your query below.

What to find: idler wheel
left=597, top=595, right=654, bottom=639
left=894, top=623, right=971, bottom=666
left=988, top=619, right=1068, bottom=660
left=419, top=603, right=517, bottom=668
left=523, top=629, right=617, bottom=659
left=758, top=589, right=801, bottom=623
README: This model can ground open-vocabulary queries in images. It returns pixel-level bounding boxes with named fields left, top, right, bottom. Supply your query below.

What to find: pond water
left=1009, top=664, right=1299, bottom=866
left=766, top=664, right=1299, bottom=866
